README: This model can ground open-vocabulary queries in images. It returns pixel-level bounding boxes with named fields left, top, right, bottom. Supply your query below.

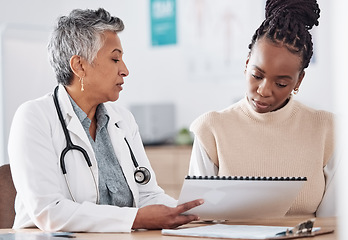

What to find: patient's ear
left=296, top=71, right=305, bottom=89
left=244, top=56, right=250, bottom=74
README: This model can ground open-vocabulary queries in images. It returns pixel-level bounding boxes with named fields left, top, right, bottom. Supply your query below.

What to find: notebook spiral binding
left=185, top=176, right=307, bottom=181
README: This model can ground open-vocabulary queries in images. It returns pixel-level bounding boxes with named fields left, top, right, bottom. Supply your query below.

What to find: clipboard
left=162, top=219, right=334, bottom=239
left=177, top=176, right=306, bottom=220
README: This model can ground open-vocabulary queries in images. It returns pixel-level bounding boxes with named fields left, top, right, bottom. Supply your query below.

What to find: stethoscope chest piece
left=115, top=123, right=151, bottom=185
left=134, top=167, right=151, bottom=185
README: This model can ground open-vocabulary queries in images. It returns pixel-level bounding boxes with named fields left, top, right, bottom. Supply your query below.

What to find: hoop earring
left=293, top=88, right=299, bottom=95
left=79, top=77, right=84, bottom=92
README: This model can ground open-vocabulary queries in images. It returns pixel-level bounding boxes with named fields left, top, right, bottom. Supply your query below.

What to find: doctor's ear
left=70, top=55, right=86, bottom=78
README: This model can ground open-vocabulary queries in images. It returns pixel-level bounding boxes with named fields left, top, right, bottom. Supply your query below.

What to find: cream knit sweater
left=190, top=96, right=335, bottom=216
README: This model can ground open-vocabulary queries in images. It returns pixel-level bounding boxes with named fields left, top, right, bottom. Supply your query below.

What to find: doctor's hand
left=132, top=199, right=204, bottom=230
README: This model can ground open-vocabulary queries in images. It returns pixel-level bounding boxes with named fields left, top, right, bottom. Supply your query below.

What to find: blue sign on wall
left=150, top=0, right=177, bottom=46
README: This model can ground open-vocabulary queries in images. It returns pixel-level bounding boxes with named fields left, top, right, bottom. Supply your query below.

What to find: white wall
left=332, top=0, right=348, bottom=238
left=0, top=0, right=334, bottom=164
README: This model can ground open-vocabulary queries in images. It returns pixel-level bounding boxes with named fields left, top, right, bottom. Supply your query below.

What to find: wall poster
left=150, top=0, right=177, bottom=46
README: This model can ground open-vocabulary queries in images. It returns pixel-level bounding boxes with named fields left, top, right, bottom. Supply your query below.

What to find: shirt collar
left=68, top=94, right=110, bottom=130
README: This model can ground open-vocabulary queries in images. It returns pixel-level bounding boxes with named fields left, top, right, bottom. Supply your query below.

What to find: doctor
left=8, top=8, right=202, bottom=232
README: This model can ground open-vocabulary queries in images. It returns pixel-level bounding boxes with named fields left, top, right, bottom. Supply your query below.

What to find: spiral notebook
left=177, top=176, right=306, bottom=220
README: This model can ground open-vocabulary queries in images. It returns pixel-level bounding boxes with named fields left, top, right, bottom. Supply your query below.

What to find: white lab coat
left=8, top=85, right=177, bottom=232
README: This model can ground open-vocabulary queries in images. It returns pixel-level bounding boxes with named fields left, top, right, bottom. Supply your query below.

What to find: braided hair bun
left=249, top=0, right=320, bottom=70
left=266, top=0, right=320, bottom=30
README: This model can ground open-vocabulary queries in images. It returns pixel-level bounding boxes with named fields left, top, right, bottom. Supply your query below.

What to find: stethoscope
left=52, top=86, right=151, bottom=203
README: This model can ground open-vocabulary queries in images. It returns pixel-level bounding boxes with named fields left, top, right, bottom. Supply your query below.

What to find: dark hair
left=248, top=0, right=320, bottom=70
left=48, top=8, right=124, bottom=85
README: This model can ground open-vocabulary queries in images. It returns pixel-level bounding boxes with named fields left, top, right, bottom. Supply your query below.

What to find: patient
left=188, top=0, right=336, bottom=217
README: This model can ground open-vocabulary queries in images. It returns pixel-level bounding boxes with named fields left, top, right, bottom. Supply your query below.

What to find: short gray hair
left=48, top=8, right=124, bottom=85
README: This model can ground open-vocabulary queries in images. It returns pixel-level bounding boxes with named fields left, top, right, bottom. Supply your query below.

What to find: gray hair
left=47, top=8, right=124, bottom=85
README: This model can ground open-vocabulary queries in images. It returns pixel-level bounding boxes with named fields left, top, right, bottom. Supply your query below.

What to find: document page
left=177, top=176, right=306, bottom=220
left=162, top=224, right=320, bottom=239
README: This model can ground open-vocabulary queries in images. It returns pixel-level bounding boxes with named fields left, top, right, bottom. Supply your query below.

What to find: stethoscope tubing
left=53, top=86, right=150, bottom=203
left=53, top=86, right=99, bottom=203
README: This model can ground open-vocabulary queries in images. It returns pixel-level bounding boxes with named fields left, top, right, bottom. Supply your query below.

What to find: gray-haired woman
left=9, top=8, right=203, bottom=232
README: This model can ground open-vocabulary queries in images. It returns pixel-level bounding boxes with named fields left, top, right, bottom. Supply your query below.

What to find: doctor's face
left=84, top=31, right=129, bottom=103
left=245, top=37, right=304, bottom=113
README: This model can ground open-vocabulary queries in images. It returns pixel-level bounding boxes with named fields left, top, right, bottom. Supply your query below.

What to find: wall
left=332, top=0, right=348, bottom=238
left=0, top=0, right=333, bottom=164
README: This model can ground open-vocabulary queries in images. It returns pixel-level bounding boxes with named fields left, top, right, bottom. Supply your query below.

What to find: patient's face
left=244, top=37, right=304, bottom=113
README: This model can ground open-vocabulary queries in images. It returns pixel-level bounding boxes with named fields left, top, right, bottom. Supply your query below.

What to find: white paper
left=162, top=224, right=320, bottom=239
left=177, top=178, right=305, bottom=220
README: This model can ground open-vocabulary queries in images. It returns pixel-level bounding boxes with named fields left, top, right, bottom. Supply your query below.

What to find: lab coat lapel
left=106, top=109, right=140, bottom=206
left=57, top=85, right=92, bottom=147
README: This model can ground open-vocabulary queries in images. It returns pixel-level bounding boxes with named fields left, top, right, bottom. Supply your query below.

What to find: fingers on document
left=177, top=199, right=204, bottom=213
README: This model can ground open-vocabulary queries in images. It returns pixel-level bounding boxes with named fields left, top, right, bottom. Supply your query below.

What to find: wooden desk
left=0, top=217, right=337, bottom=239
